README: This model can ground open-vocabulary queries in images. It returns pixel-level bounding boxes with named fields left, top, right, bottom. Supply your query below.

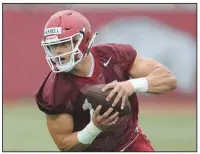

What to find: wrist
left=129, top=77, right=148, bottom=93
left=77, top=120, right=102, bottom=144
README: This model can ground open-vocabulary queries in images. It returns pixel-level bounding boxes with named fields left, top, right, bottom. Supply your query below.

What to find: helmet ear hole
left=80, top=31, right=85, bottom=35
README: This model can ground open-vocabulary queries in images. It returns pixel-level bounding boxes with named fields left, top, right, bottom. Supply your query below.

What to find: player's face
left=49, top=41, right=73, bottom=64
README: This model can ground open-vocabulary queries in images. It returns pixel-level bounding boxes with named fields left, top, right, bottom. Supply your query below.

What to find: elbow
left=57, top=142, right=71, bottom=152
left=58, top=143, right=75, bottom=152
left=58, top=146, right=68, bottom=152
left=60, top=148, right=65, bottom=152
left=58, top=142, right=79, bottom=152
left=170, top=76, right=177, bottom=90
left=60, top=148, right=69, bottom=152
left=59, top=146, right=71, bottom=152
left=159, top=76, right=177, bottom=94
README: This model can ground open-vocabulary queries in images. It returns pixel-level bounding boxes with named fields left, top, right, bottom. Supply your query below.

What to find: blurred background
left=3, top=3, right=197, bottom=151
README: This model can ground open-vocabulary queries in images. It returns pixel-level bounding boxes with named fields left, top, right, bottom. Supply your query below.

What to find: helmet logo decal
left=44, top=27, right=62, bottom=36
left=46, top=35, right=59, bottom=42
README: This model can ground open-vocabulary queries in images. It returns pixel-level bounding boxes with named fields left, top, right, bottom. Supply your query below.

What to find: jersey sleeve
left=35, top=72, right=75, bottom=115
left=114, top=43, right=137, bottom=73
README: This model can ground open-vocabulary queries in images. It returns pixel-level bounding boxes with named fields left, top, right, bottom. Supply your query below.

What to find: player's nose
left=54, top=46, right=63, bottom=55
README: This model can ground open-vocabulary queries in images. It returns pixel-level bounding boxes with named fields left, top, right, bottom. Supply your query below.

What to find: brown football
left=81, top=84, right=131, bottom=117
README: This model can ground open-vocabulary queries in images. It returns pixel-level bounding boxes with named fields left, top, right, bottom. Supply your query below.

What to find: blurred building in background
left=3, top=4, right=196, bottom=100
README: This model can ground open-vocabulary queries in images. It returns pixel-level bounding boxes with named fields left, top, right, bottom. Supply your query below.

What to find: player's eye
left=59, top=42, right=67, bottom=47
left=48, top=44, right=64, bottom=54
left=47, top=44, right=57, bottom=52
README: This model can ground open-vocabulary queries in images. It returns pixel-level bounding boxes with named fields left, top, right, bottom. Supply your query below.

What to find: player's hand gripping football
left=102, top=80, right=134, bottom=110
left=91, top=105, right=119, bottom=131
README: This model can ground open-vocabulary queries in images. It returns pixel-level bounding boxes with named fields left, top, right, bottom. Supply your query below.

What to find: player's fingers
left=101, top=107, right=113, bottom=119
left=112, top=90, right=123, bottom=107
left=121, top=94, right=127, bottom=109
left=108, top=116, right=119, bottom=125
left=106, top=111, right=119, bottom=123
left=112, top=116, right=119, bottom=124
left=94, top=105, right=102, bottom=117
left=102, top=80, right=117, bottom=92
left=106, top=85, right=120, bottom=101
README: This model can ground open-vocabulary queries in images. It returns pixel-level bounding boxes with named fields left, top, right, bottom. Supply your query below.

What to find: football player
left=35, top=10, right=177, bottom=152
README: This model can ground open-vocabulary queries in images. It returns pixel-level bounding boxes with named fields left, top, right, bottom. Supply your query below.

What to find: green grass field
left=3, top=99, right=197, bottom=151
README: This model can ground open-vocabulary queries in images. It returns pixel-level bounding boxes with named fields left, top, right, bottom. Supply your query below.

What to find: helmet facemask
left=41, top=32, right=85, bottom=73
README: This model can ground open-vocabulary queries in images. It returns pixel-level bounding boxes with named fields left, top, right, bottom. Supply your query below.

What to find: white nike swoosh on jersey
left=103, top=57, right=112, bottom=67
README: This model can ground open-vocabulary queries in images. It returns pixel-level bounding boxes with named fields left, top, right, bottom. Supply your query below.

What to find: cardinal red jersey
left=35, top=43, right=140, bottom=151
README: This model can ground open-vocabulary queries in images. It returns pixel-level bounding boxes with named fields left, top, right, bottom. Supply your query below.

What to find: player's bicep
left=46, top=113, right=74, bottom=147
left=128, top=54, right=163, bottom=78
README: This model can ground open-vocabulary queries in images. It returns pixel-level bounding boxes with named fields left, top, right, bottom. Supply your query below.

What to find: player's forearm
left=60, top=120, right=102, bottom=151
left=146, top=67, right=177, bottom=94
left=59, top=132, right=90, bottom=152
left=129, top=67, right=177, bottom=94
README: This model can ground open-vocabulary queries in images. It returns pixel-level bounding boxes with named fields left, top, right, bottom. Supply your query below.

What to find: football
left=81, top=84, right=131, bottom=117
